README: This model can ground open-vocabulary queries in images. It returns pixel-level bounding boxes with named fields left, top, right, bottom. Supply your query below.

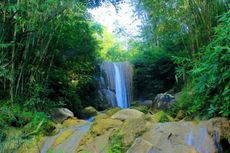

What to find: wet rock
left=53, top=129, right=75, bottom=146
left=41, top=122, right=91, bottom=153
left=152, top=93, right=176, bottom=110
left=141, top=121, right=219, bottom=153
left=126, top=138, right=154, bottom=153
left=80, top=106, right=98, bottom=119
left=111, top=109, right=145, bottom=121
left=78, top=129, right=114, bottom=153
left=50, top=108, right=74, bottom=123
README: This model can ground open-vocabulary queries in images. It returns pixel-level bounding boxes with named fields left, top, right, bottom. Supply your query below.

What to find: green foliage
left=137, top=0, right=227, bottom=52
left=171, top=11, right=230, bottom=118
left=172, top=54, right=193, bottom=83
left=107, top=133, right=123, bottom=153
left=0, top=0, right=100, bottom=114
left=0, top=103, right=55, bottom=140
left=190, top=12, right=230, bottom=117
left=0, top=104, right=32, bottom=128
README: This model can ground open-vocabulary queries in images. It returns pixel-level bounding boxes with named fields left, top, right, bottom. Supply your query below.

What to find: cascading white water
left=114, top=63, right=128, bottom=108
left=99, top=61, right=133, bottom=108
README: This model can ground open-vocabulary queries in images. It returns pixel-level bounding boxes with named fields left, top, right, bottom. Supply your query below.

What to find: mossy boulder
left=94, top=113, right=109, bottom=121
left=126, top=138, right=154, bottom=153
left=111, top=109, right=145, bottom=121
left=119, top=116, right=148, bottom=146
left=81, top=106, right=98, bottom=119
left=104, top=107, right=121, bottom=116
left=62, top=118, right=87, bottom=127
left=130, top=105, right=149, bottom=114
left=90, top=118, right=123, bottom=136
left=50, top=108, right=74, bottom=123
left=77, top=129, right=114, bottom=153
left=77, top=115, right=123, bottom=153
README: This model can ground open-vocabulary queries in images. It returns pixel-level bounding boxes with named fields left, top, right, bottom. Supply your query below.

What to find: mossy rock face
left=77, top=116, right=123, bottom=153
left=94, top=113, right=109, bottom=121
left=104, top=107, right=121, bottom=116
left=111, top=109, right=145, bottom=121
left=151, top=111, right=174, bottom=123
left=130, top=105, right=149, bottom=114
left=62, top=118, right=87, bottom=127
left=90, top=118, right=123, bottom=136
left=119, top=116, right=148, bottom=146
left=50, top=108, right=74, bottom=123
left=78, top=129, right=114, bottom=153
left=81, top=106, right=98, bottom=119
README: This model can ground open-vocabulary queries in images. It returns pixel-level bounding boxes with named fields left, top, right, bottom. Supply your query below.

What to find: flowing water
left=100, top=61, right=133, bottom=108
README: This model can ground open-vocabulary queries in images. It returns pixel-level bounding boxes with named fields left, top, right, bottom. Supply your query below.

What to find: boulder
left=62, top=118, right=87, bottom=127
left=141, top=121, right=219, bottom=153
left=126, top=138, right=154, bottom=153
left=130, top=105, right=149, bottom=114
left=111, top=109, right=145, bottom=121
left=209, top=117, right=230, bottom=143
left=105, top=107, right=122, bottom=116
left=90, top=118, right=123, bottom=136
left=78, top=129, right=114, bottom=153
left=77, top=116, right=123, bottom=153
left=50, top=108, right=74, bottom=123
left=81, top=106, right=97, bottom=119
left=120, top=116, right=148, bottom=146
left=152, top=93, right=175, bottom=110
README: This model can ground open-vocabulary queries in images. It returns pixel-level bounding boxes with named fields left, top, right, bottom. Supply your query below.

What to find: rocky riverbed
left=15, top=108, right=230, bottom=153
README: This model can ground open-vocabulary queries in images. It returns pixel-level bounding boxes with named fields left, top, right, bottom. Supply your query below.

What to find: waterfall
left=99, top=61, right=133, bottom=108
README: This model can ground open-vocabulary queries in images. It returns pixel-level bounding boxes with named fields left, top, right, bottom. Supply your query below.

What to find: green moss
left=105, top=108, right=121, bottom=116
left=90, top=118, right=122, bottom=136
left=53, top=129, right=74, bottom=146
left=151, top=111, right=174, bottom=123
left=130, top=106, right=149, bottom=114
left=107, top=132, right=123, bottom=153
